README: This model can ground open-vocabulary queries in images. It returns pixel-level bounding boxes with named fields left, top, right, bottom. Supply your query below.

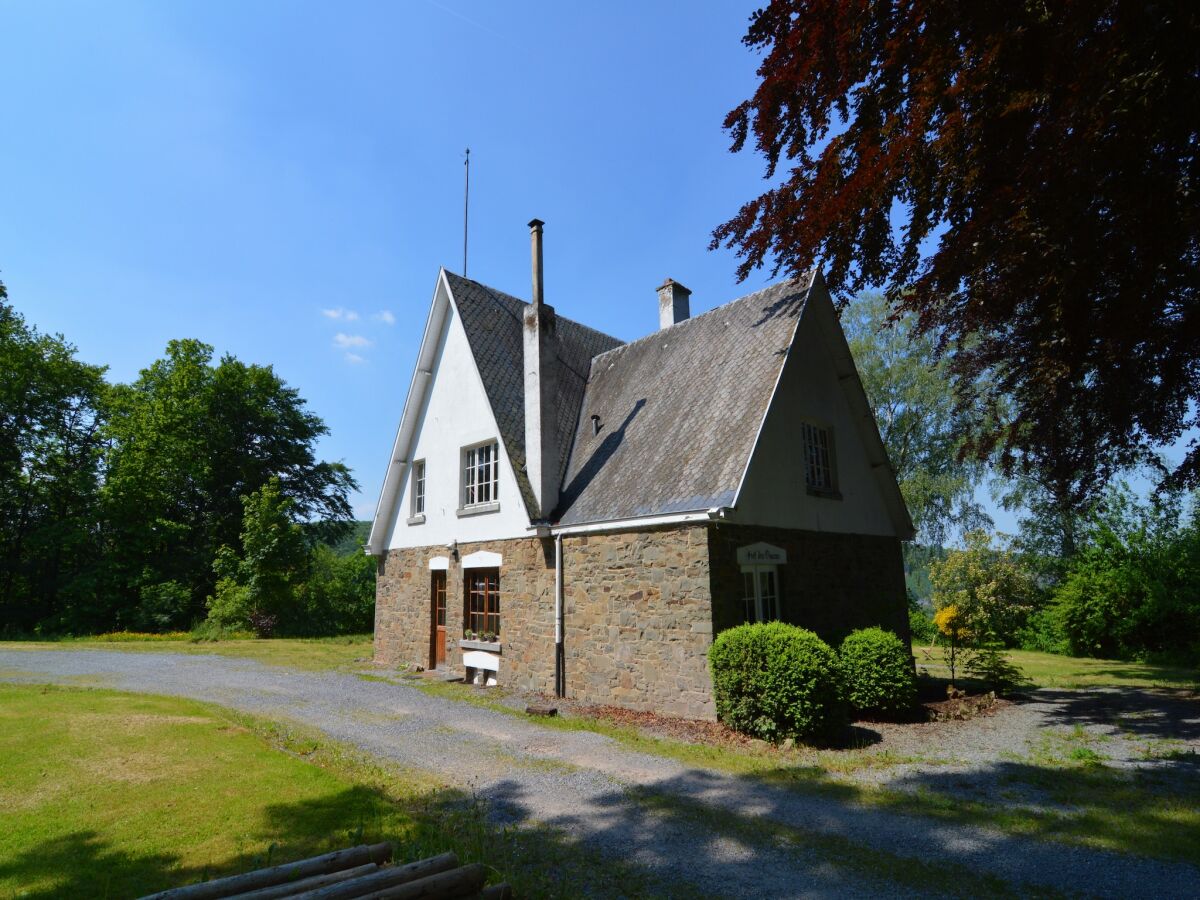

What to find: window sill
left=806, top=487, right=843, bottom=501
left=459, top=639, right=502, bottom=653
left=456, top=502, right=500, bottom=518
left=406, top=514, right=426, bottom=525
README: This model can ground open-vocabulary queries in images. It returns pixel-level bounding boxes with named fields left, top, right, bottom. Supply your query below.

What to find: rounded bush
left=708, top=622, right=846, bottom=742
left=838, top=627, right=916, bottom=717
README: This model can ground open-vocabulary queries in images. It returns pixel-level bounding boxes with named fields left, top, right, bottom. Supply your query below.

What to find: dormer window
left=801, top=421, right=839, bottom=498
left=462, top=441, right=499, bottom=507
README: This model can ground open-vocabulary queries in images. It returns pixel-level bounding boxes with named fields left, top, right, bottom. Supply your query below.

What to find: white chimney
left=657, top=278, right=691, bottom=329
left=523, top=219, right=560, bottom=521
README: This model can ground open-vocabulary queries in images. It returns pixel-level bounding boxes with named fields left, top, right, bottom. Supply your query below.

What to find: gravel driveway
left=2, top=649, right=1197, bottom=899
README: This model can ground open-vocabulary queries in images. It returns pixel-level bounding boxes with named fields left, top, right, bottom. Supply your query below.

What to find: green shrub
left=965, top=638, right=1030, bottom=694
left=838, top=627, right=917, bottom=717
left=708, top=622, right=846, bottom=742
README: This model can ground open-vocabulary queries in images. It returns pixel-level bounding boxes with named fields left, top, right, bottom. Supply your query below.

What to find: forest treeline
left=0, top=282, right=373, bottom=637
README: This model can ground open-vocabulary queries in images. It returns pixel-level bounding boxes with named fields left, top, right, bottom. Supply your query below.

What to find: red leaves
left=714, top=0, right=1200, bottom=496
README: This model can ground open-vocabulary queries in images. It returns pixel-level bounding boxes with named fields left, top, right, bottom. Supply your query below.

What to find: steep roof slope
left=554, top=276, right=814, bottom=526
left=444, top=272, right=623, bottom=517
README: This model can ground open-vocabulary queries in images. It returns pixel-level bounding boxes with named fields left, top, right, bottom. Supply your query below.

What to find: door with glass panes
left=431, top=571, right=447, bottom=667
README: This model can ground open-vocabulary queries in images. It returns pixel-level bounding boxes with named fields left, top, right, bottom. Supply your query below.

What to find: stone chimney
left=523, top=219, right=560, bottom=521
left=657, top=278, right=691, bottom=329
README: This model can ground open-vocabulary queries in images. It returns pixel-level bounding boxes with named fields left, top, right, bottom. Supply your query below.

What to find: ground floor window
left=742, top=565, right=779, bottom=623
left=466, top=568, right=500, bottom=637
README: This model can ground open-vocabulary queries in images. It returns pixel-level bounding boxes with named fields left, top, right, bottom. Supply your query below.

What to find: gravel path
left=2, top=649, right=1197, bottom=899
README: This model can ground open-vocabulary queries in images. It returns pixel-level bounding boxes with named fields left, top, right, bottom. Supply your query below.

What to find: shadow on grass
left=0, top=786, right=396, bottom=900
left=0, top=782, right=698, bottom=900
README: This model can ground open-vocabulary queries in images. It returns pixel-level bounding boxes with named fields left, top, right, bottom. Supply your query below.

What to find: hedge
left=838, top=627, right=916, bottom=717
left=708, top=622, right=846, bottom=742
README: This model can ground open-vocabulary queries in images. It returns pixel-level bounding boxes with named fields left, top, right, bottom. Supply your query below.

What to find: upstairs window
left=411, top=460, right=426, bottom=515
left=801, top=422, right=837, bottom=495
left=463, top=441, right=499, bottom=507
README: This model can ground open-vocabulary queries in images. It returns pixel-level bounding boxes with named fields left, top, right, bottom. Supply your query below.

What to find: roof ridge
left=443, top=270, right=623, bottom=347
left=588, top=271, right=816, bottom=365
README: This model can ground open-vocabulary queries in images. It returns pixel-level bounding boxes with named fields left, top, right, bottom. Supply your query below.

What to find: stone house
left=367, top=221, right=914, bottom=719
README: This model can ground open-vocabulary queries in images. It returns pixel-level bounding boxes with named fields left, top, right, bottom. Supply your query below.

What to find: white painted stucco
left=384, top=297, right=532, bottom=551
left=734, top=296, right=899, bottom=537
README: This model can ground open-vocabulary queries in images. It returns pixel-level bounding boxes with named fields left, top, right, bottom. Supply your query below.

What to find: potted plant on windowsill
left=459, top=629, right=501, bottom=652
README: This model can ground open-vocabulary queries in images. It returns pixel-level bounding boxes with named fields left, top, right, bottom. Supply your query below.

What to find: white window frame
left=411, top=460, right=426, bottom=516
left=461, top=440, right=500, bottom=509
left=800, top=420, right=839, bottom=497
left=741, top=564, right=780, bottom=624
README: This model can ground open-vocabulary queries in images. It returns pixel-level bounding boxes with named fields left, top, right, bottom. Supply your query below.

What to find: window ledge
left=806, top=487, right=843, bottom=501
left=406, top=514, right=426, bottom=525
left=459, top=639, right=502, bottom=653
left=456, top=501, right=500, bottom=518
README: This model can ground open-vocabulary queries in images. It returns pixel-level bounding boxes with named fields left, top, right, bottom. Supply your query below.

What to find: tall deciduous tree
left=208, top=478, right=310, bottom=635
left=103, top=339, right=355, bottom=626
left=0, top=284, right=107, bottom=631
left=844, top=291, right=989, bottom=544
left=713, top=1, right=1200, bottom=506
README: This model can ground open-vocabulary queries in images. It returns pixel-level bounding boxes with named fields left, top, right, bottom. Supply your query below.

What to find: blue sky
left=2, top=0, right=792, bottom=522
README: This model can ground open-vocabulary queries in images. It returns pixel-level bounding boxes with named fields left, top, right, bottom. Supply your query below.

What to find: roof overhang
left=365, top=269, right=454, bottom=555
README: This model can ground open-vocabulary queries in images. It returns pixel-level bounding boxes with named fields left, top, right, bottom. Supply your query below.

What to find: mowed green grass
left=0, top=634, right=374, bottom=672
left=912, top=646, right=1200, bottom=691
left=0, top=683, right=672, bottom=900
left=0, top=684, right=409, bottom=897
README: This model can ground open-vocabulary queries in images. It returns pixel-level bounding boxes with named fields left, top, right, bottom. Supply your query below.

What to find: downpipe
left=554, top=532, right=565, bottom=697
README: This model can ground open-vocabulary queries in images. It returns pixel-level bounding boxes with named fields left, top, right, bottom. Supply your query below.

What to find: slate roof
left=555, top=277, right=813, bottom=526
left=444, top=272, right=623, bottom=519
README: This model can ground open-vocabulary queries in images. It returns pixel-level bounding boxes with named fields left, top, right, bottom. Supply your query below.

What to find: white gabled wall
left=734, top=295, right=899, bottom=537
left=383, top=296, right=532, bottom=550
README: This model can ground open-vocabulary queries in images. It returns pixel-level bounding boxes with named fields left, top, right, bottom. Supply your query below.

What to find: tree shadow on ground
left=877, top=755, right=1200, bottom=865
left=0, top=830, right=182, bottom=900
left=1033, top=686, right=1200, bottom=741
left=0, top=782, right=703, bottom=900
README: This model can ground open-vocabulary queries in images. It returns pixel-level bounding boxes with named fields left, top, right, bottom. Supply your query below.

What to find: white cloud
left=372, top=310, right=396, bottom=325
left=333, top=333, right=372, bottom=349
left=322, top=307, right=359, bottom=321
left=344, top=352, right=367, bottom=365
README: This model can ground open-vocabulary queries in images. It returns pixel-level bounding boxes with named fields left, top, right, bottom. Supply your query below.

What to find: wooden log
left=352, top=863, right=486, bottom=900
left=229, top=863, right=379, bottom=899
left=138, top=843, right=393, bottom=900
left=290, top=853, right=459, bottom=900
left=524, top=704, right=557, bottom=717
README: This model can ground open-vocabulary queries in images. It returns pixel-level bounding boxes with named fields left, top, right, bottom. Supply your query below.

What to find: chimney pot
left=529, top=219, right=545, bottom=307
left=657, top=278, right=692, bottom=329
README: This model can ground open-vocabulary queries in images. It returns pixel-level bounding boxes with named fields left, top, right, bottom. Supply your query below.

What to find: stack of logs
left=140, top=842, right=512, bottom=900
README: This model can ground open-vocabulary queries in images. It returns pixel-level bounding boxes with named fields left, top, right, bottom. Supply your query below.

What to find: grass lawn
left=0, top=634, right=374, bottom=672
left=912, top=646, right=1200, bottom=691
left=0, top=683, right=675, bottom=899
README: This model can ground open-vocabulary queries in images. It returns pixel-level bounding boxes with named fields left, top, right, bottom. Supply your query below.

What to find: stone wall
left=373, top=524, right=718, bottom=719
left=707, top=523, right=910, bottom=647
left=374, top=537, right=556, bottom=685
left=561, top=525, right=714, bottom=719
